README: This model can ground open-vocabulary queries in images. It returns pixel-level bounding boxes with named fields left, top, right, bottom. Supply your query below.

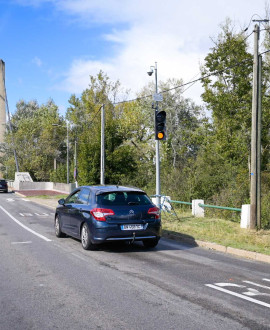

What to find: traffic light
left=155, top=110, right=166, bottom=140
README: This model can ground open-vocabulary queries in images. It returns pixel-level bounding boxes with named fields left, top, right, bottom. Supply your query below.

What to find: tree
left=3, top=99, right=64, bottom=181
left=66, top=71, right=143, bottom=186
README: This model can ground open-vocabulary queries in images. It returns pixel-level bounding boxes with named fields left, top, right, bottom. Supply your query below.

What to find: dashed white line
left=206, top=284, right=270, bottom=308
left=11, top=241, right=32, bottom=245
left=0, top=205, right=51, bottom=242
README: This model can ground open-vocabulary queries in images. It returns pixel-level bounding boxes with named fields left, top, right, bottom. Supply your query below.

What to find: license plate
left=121, top=224, right=143, bottom=230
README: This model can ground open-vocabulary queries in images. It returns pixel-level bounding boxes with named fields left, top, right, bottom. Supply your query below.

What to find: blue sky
left=0, top=0, right=269, bottom=115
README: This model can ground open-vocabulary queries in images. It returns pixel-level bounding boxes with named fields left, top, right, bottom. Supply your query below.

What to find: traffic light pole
left=154, top=63, right=161, bottom=210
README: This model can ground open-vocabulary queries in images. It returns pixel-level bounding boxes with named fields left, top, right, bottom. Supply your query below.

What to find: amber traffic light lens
left=157, top=132, right=164, bottom=139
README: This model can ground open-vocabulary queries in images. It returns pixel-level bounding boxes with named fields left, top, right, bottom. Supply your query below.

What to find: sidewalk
left=14, top=190, right=270, bottom=264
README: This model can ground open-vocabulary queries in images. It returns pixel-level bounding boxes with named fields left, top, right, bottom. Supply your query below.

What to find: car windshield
left=96, top=191, right=151, bottom=206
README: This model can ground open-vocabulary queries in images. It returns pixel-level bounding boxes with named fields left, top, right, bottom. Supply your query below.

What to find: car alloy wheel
left=81, top=223, right=97, bottom=250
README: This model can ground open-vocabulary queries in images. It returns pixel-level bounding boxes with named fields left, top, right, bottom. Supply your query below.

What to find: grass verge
left=28, top=194, right=67, bottom=200
left=162, top=210, right=270, bottom=255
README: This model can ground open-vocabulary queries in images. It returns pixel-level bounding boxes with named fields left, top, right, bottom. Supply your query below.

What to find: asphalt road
left=0, top=192, right=270, bottom=330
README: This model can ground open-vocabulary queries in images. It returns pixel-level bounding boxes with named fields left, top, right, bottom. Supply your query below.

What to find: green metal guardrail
left=150, top=195, right=241, bottom=212
left=170, top=200, right=192, bottom=206
left=198, top=203, right=241, bottom=212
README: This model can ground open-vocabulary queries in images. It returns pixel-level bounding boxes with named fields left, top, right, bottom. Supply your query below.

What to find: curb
left=162, top=231, right=270, bottom=264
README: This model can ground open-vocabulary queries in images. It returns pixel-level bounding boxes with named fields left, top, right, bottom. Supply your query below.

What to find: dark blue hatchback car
left=54, top=185, right=161, bottom=250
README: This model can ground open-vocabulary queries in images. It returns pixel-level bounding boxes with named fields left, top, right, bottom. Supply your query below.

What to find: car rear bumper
left=91, top=224, right=161, bottom=244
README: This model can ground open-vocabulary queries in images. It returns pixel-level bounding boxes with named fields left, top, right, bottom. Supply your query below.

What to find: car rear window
left=0, top=180, right=6, bottom=184
left=96, top=191, right=151, bottom=206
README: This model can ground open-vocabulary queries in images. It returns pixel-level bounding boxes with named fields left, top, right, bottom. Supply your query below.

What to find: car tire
left=55, top=215, right=65, bottom=238
left=81, top=223, right=97, bottom=250
left=143, top=238, right=159, bottom=248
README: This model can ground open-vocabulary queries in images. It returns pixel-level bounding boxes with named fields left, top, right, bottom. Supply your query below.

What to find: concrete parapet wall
left=12, top=181, right=76, bottom=194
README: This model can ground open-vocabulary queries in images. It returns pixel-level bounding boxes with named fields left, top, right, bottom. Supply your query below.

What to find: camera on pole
left=155, top=110, right=166, bottom=141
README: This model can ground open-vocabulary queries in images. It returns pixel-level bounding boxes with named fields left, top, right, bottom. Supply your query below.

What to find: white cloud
left=19, top=0, right=270, bottom=104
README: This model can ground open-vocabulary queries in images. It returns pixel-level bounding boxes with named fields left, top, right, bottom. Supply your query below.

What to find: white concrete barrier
left=192, top=199, right=204, bottom=217
left=240, top=204, right=250, bottom=229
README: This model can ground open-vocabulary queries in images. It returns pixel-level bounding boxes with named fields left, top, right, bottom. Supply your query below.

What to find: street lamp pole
left=66, top=122, right=69, bottom=184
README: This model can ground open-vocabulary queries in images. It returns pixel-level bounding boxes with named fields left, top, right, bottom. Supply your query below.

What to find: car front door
left=61, top=189, right=81, bottom=234
left=69, top=188, right=91, bottom=236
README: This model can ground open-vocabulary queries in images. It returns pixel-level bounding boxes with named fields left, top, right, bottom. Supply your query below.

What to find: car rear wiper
left=128, top=202, right=139, bottom=205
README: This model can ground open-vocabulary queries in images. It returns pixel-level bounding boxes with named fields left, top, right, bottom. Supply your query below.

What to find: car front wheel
left=81, top=223, right=97, bottom=250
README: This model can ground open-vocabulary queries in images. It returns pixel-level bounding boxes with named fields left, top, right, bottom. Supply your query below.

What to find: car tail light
left=90, top=208, right=115, bottom=221
left=148, top=206, right=160, bottom=219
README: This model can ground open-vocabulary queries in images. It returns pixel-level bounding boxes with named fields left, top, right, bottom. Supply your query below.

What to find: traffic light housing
left=155, top=110, right=166, bottom=140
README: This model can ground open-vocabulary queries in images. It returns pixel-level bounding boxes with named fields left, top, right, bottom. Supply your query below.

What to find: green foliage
left=3, top=99, right=64, bottom=181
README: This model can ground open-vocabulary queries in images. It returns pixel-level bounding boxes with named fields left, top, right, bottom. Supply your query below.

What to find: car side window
left=66, top=190, right=80, bottom=204
left=77, top=188, right=90, bottom=205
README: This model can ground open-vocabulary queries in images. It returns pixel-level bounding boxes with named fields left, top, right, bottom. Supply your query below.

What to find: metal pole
left=257, top=54, right=262, bottom=229
left=74, top=138, right=78, bottom=188
left=66, top=122, right=69, bottom=184
left=100, top=104, right=105, bottom=185
left=250, top=24, right=259, bottom=229
left=155, top=62, right=161, bottom=209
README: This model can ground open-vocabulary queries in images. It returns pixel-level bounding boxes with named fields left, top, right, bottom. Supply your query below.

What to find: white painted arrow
left=242, top=288, right=270, bottom=297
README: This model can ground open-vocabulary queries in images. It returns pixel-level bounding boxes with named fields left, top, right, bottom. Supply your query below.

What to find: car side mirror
left=58, top=198, right=66, bottom=205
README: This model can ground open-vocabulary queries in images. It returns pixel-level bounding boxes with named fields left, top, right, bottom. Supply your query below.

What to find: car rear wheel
left=143, top=238, right=159, bottom=248
left=81, top=223, right=97, bottom=250
left=55, top=215, right=65, bottom=238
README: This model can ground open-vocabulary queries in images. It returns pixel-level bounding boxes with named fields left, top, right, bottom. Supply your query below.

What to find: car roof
left=80, top=185, right=146, bottom=195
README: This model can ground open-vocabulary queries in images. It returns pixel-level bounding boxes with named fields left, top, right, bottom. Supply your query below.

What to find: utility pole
left=250, top=24, right=259, bottom=229
left=257, top=54, right=262, bottom=229
left=249, top=20, right=268, bottom=229
left=100, top=104, right=105, bottom=185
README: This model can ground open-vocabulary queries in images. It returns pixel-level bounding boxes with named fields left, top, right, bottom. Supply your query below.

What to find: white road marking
left=215, top=283, right=246, bottom=288
left=11, top=241, right=32, bottom=245
left=263, top=279, right=270, bottom=282
left=19, top=213, right=33, bottom=217
left=0, top=205, right=51, bottom=242
left=7, top=198, right=15, bottom=202
left=243, top=280, right=270, bottom=290
left=22, top=199, right=30, bottom=202
left=242, top=288, right=270, bottom=297
left=206, top=284, right=270, bottom=308
left=34, top=213, right=49, bottom=217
